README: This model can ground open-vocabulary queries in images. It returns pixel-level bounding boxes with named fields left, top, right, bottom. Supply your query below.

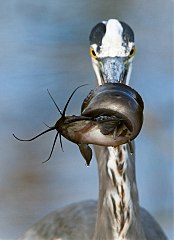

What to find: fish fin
left=78, top=144, right=92, bottom=166
left=99, top=123, right=116, bottom=135
left=99, top=118, right=121, bottom=135
left=114, top=122, right=128, bottom=138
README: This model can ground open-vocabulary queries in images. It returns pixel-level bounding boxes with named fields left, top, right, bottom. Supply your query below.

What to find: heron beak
left=99, top=57, right=130, bottom=84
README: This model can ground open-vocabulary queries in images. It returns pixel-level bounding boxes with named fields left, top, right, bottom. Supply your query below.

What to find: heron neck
left=93, top=144, right=145, bottom=240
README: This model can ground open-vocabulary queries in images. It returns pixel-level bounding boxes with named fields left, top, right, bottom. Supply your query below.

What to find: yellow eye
left=129, top=47, right=136, bottom=58
left=90, top=47, right=97, bottom=59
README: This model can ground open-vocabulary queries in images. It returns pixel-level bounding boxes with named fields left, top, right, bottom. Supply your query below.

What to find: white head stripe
left=99, top=19, right=133, bottom=58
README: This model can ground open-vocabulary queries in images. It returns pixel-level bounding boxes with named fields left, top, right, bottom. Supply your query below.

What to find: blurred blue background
left=0, top=1, right=173, bottom=239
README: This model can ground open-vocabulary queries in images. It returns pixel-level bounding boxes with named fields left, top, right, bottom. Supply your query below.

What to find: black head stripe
left=89, top=22, right=106, bottom=48
left=120, top=21, right=134, bottom=43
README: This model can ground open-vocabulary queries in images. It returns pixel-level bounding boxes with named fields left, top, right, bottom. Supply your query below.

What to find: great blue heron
left=18, top=19, right=168, bottom=240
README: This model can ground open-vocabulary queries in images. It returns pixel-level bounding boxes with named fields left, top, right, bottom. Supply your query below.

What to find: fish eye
left=90, top=47, right=97, bottom=59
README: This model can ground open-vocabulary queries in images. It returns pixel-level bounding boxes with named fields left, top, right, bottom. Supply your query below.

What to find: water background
left=0, top=1, right=173, bottom=239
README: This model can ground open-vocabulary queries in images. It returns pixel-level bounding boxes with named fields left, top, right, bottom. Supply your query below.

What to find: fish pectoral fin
left=114, top=122, right=128, bottom=138
left=99, top=123, right=115, bottom=135
left=99, top=119, right=120, bottom=135
left=78, top=144, right=92, bottom=166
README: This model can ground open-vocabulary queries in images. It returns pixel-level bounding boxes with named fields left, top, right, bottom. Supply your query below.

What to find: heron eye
left=90, top=47, right=97, bottom=59
left=129, top=47, right=136, bottom=58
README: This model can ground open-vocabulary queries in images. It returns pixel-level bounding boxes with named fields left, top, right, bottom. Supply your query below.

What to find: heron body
left=18, top=19, right=168, bottom=240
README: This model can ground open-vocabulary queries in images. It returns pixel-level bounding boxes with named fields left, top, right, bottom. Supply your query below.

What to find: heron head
left=89, top=19, right=135, bottom=85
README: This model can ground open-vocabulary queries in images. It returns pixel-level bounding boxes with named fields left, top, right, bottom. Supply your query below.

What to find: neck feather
left=93, top=143, right=145, bottom=240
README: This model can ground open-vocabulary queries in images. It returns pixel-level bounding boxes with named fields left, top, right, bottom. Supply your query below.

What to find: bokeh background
left=0, top=1, right=173, bottom=239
